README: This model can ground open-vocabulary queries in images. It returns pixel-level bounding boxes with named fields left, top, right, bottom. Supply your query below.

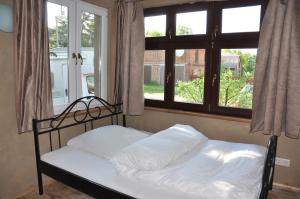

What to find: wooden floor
left=16, top=181, right=300, bottom=199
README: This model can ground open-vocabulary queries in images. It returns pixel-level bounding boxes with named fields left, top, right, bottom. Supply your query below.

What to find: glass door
left=47, top=0, right=76, bottom=109
left=47, top=0, right=107, bottom=113
left=76, top=2, right=108, bottom=99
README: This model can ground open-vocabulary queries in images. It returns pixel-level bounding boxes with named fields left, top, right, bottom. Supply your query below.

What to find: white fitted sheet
left=41, top=140, right=266, bottom=199
left=41, top=146, right=191, bottom=199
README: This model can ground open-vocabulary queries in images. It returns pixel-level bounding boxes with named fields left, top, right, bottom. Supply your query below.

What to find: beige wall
left=0, top=0, right=113, bottom=199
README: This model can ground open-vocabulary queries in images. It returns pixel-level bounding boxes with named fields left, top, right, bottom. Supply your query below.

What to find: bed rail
left=32, top=96, right=126, bottom=195
left=259, top=135, right=278, bottom=199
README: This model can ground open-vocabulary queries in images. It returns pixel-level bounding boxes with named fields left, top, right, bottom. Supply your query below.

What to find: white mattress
left=41, top=140, right=266, bottom=199
left=41, top=146, right=191, bottom=199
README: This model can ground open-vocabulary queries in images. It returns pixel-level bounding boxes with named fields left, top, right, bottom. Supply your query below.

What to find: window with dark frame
left=144, top=0, right=268, bottom=118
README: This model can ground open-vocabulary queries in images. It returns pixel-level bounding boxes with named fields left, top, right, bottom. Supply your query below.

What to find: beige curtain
left=250, top=0, right=300, bottom=139
left=14, top=0, right=53, bottom=132
left=113, top=0, right=145, bottom=115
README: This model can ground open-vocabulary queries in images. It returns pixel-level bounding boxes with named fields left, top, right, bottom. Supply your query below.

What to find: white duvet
left=118, top=140, right=266, bottom=199
left=111, top=124, right=208, bottom=172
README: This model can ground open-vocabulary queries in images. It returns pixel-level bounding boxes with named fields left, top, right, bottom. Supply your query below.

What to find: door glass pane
left=219, top=48, right=257, bottom=109
left=222, top=6, right=261, bottom=33
left=47, top=2, right=69, bottom=105
left=145, top=15, right=166, bottom=37
left=144, top=50, right=165, bottom=100
left=176, top=11, right=207, bottom=36
left=80, top=12, right=102, bottom=97
left=175, top=49, right=206, bottom=104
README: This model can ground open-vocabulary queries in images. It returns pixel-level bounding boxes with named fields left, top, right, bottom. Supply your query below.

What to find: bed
left=33, top=96, right=278, bottom=199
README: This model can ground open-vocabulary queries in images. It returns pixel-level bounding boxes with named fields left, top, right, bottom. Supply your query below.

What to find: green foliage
left=176, top=25, right=193, bottom=35
left=49, top=16, right=68, bottom=49
left=218, top=70, right=252, bottom=109
left=146, top=30, right=164, bottom=37
left=175, top=78, right=204, bottom=104
left=222, top=49, right=256, bottom=74
left=146, top=25, right=193, bottom=37
left=81, top=12, right=97, bottom=47
left=175, top=50, right=256, bottom=108
left=49, top=12, right=96, bottom=50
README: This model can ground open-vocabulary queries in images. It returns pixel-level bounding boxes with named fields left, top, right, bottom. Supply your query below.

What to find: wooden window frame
left=144, top=0, right=268, bottom=118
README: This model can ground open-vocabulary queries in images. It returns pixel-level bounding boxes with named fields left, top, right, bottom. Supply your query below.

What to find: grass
left=144, top=82, right=164, bottom=94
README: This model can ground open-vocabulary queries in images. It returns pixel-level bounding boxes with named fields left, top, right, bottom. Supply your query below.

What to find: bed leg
left=37, top=171, right=43, bottom=195
left=123, top=115, right=126, bottom=127
left=269, top=136, right=278, bottom=191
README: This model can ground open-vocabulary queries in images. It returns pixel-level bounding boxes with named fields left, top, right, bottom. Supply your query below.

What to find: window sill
left=144, top=106, right=251, bottom=123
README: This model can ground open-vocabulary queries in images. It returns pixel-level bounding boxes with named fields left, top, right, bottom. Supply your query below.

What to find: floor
left=16, top=181, right=300, bottom=199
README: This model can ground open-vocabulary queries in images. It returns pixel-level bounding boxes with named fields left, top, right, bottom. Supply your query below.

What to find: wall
left=0, top=0, right=114, bottom=199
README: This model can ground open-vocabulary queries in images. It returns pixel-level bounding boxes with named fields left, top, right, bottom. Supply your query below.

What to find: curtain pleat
left=14, top=0, right=53, bottom=132
left=250, top=0, right=300, bottom=139
left=113, top=0, right=145, bottom=115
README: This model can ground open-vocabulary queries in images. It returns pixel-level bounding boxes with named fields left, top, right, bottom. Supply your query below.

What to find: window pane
left=144, top=50, right=165, bottom=100
left=174, top=49, right=205, bottom=104
left=219, top=49, right=257, bottom=109
left=47, top=2, right=69, bottom=105
left=145, top=15, right=166, bottom=37
left=222, top=6, right=261, bottom=33
left=176, top=11, right=207, bottom=36
left=80, top=12, right=102, bottom=97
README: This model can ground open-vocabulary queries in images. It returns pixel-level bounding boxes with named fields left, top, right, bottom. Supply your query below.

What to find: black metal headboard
left=32, top=96, right=125, bottom=152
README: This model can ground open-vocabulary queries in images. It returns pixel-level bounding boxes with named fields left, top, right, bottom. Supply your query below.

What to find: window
left=47, top=0, right=108, bottom=113
left=176, top=11, right=207, bottom=36
left=145, top=15, right=166, bottom=37
left=219, top=48, right=257, bottom=109
left=144, top=50, right=165, bottom=100
left=144, top=0, right=267, bottom=118
left=174, top=49, right=206, bottom=104
left=222, top=6, right=261, bottom=33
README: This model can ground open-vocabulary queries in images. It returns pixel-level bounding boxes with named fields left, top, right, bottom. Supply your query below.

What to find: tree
left=146, top=25, right=192, bottom=37
left=176, top=25, right=192, bottom=35
left=175, top=50, right=256, bottom=109
left=48, top=12, right=97, bottom=49
left=81, top=12, right=96, bottom=47
left=48, top=15, right=68, bottom=49
left=176, top=78, right=204, bottom=104
left=222, top=49, right=256, bottom=74
left=146, top=30, right=164, bottom=37
left=218, top=70, right=250, bottom=108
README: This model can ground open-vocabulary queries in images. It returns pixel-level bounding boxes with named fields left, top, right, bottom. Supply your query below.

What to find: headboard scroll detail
left=49, top=96, right=122, bottom=129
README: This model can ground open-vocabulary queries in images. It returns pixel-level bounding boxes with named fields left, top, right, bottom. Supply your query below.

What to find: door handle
left=166, top=72, right=172, bottom=84
left=72, top=53, right=77, bottom=65
left=78, top=53, right=83, bottom=65
left=212, top=74, right=217, bottom=87
left=168, top=28, right=172, bottom=39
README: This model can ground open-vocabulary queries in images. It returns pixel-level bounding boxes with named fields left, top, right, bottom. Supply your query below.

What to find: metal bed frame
left=33, top=96, right=278, bottom=199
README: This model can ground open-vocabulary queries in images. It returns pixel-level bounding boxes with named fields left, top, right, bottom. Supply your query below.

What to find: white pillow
left=67, top=125, right=149, bottom=159
left=111, top=124, right=208, bottom=172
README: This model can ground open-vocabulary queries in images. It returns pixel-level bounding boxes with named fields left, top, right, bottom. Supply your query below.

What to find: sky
left=47, top=2, right=68, bottom=29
